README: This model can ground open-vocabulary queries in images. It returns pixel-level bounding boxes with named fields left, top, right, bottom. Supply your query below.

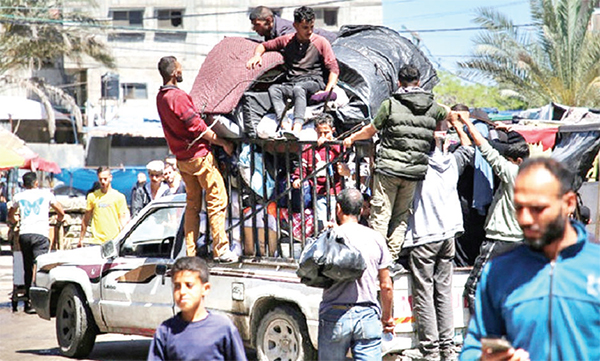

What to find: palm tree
left=459, top=0, right=600, bottom=108
left=0, top=0, right=115, bottom=139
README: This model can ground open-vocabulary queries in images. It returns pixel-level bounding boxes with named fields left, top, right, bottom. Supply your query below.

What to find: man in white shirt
left=9, top=172, right=64, bottom=313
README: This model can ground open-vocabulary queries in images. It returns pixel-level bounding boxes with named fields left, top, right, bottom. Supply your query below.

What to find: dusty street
left=0, top=246, right=151, bottom=361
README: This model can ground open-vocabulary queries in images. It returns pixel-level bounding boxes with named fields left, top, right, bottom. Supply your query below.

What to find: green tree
left=434, top=71, right=527, bottom=110
left=459, top=0, right=600, bottom=108
left=0, top=0, right=115, bottom=139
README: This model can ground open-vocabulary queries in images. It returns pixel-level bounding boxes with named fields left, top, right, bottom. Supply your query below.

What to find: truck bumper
left=30, top=287, right=51, bottom=320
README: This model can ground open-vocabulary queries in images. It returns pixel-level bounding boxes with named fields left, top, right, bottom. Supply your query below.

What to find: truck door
left=99, top=205, right=184, bottom=334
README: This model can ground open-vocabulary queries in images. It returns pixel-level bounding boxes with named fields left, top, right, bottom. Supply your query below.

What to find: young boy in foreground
left=148, top=257, right=247, bottom=361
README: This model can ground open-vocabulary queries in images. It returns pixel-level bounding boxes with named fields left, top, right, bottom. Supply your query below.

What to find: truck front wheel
left=256, top=305, right=317, bottom=361
left=55, top=284, right=97, bottom=358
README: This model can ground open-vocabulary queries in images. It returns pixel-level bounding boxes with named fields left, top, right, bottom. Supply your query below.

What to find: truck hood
left=36, top=245, right=104, bottom=270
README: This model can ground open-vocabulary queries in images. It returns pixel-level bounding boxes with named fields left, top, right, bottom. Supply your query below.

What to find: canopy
left=0, top=128, right=61, bottom=173
left=0, top=96, right=70, bottom=121
left=0, top=144, right=25, bottom=168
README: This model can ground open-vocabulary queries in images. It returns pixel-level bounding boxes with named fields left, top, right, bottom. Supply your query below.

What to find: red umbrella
left=22, top=156, right=61, bottom=174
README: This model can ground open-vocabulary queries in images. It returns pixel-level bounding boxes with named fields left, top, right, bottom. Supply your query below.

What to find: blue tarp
left=55, top=167, right=147, bottom=205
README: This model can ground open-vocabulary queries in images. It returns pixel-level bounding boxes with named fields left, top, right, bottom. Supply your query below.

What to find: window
left=121, top=83, right=147, bottom=100
left=314, top=8, right=338, bottom=27
left=109, top=9, right=145, bottom=41
left=111, top=9, right=144, bottom=27
left=154, top=8, right=186, bottom=42
left=156, top=9, right=183, bottom=28
left=120, top=206, right=184, bottom=258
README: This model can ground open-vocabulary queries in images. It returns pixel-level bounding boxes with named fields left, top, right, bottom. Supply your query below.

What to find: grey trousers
left=408, top=238, right=455, bottom=354
left=268, top=80, right=321, bottom=125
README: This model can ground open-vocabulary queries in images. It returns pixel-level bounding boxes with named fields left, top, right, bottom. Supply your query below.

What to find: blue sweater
left=148, top=312, right=247, bottom=361
left=460, top=220, right=600, bottom=361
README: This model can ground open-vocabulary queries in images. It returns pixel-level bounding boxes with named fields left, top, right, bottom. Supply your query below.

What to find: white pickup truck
left=30, top=193, right=470, bottom=360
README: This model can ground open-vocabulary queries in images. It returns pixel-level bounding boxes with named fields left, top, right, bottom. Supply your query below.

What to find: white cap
left=146, top=160, right=164, bottom=173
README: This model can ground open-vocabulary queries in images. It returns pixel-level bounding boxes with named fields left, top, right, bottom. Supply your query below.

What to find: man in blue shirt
left=460, top=158, right=600, bottom=361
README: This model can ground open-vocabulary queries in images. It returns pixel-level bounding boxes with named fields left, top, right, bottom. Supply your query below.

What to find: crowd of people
left=4, top=4, right=598, bottom=361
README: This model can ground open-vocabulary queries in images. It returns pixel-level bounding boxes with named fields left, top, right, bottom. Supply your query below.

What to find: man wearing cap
left=131, top=160, right=170, bottom=217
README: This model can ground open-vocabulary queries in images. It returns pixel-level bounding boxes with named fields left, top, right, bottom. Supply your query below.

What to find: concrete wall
left=28, top=143, right=86, bottom=168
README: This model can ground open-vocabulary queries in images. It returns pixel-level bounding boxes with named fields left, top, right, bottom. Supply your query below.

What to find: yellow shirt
left=86, top=188, right=129, bottom=244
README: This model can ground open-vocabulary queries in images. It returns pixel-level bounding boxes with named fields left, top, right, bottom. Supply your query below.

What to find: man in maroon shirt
left=156, top=56, right=237, bottom=263
left=246, top=6, right=339, bottom=135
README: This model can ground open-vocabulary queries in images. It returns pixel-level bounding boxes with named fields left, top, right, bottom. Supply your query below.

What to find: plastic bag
left=297, top=228, right=366, bottom=288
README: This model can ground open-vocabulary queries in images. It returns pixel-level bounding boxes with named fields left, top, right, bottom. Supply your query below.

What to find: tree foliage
left=459, top=0, right=600, bottom=108
left=434, top=71, right=527, bottom=110
left=0, top=0, right=114, bottom=139
left=0, top=0, right=115, bottom=73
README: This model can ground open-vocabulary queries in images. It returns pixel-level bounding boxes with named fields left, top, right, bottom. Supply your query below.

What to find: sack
left=297, top=228, right=367, bottom=288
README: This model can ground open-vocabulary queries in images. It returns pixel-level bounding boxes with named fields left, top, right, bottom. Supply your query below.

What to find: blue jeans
left=318, top=305, right=382, bottom=361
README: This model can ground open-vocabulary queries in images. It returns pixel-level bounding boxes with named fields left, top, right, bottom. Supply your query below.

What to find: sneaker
left=403, top=348, right=440, bottom=361
left=24, top=303, right=37, bottom=314
left=389, top=262, right=406, bottom=277
left=441, top=349, right=457, bottom=361
left=271, top=131, right=287, bottom=141
left=281, top=130, right=299, bottom=141
left=213, top=251, right=239, bottom=263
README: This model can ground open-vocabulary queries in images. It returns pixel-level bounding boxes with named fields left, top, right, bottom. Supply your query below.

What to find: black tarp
left=552, top=120, right=600, bottom=189
left=331, top=25, right=439, bottom=131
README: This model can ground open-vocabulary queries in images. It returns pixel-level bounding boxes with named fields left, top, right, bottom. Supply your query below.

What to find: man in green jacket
left=344, top=65, right=449, bottom=263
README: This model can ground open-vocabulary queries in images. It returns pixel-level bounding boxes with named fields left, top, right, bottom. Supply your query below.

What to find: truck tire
left=256, top=305, right=317, bottom=361
left=55, top=284, right=97, bottom=358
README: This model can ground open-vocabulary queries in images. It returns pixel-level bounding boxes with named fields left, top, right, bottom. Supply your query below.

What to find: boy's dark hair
left=22, top=172, right=37, bottom=188
left=97, top=166, right=111, bottom=175
left=518, top=157, right=575, bottom=195
left=158, top=56, right=178, bottom=81
left=336, top=188, right=363, bottom=216
left=313, top=113, right=334, bottom=128
left=172, top=256, right=210, bottom=284
left=398, top=65, right=420, bottom=86
left=249, top=6, right=273, bottom=21
left=451, top=104, right=469, bottom=112
left=504, top=141, right=530, bottom=161
left=294, top=6, right=315, bottom=23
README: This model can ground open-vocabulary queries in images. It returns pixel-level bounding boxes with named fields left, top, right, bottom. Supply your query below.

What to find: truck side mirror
left=101, top=240, right=118, bottom=259
left=155, top=264, right=167, bottom=276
